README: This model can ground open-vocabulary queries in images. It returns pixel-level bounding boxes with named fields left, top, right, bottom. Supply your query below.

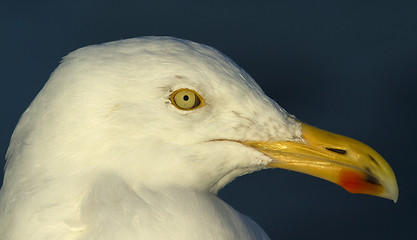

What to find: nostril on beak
left=325, top=147, right=347, bottom=155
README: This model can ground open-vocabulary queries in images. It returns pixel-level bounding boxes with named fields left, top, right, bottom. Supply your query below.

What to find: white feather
left=0, top=37, right=302, bottom=239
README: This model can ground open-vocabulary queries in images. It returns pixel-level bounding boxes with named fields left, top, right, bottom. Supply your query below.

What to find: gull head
left=4, top=37, right=398, bottom=201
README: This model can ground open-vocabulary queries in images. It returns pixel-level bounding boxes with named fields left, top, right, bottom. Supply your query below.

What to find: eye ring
left=170, top=88, right=205, bottom=110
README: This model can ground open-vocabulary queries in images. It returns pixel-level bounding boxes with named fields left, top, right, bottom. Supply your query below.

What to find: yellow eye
left=170, top=89, right=204, bottom=110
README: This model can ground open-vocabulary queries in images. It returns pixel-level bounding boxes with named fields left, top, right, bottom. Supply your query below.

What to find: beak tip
left=383, top=169, right=399, bottom=203
left=380, top=178, right=398, bottom=203
left=390, top=186, right=399, bottom=203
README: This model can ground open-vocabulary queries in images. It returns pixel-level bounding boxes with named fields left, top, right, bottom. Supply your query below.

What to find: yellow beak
left=243, top=123, right=398, bottom=202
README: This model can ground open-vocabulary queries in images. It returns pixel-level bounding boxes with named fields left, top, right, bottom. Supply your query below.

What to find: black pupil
left=183, top=95, right=189, bottom=101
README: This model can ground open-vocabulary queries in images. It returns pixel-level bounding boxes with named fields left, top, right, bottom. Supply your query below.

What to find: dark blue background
left=1, top=1, right=416, bottom=239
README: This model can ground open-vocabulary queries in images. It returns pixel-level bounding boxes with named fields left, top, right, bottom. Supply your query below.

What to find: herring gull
left=0, top=37, right=398, bottom=240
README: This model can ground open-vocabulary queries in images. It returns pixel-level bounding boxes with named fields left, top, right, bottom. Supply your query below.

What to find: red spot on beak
left=339, top=170, right=383, bottom=195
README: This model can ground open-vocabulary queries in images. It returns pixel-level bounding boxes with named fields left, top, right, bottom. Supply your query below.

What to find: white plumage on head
left=0, top=37, right=301, bottom=240
left=0, top=36, right=398, bottom=240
